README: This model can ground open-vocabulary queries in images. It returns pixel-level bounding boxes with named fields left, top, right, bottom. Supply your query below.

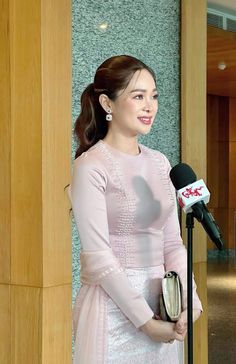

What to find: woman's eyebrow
left=130, top=88, right=157, bottom=93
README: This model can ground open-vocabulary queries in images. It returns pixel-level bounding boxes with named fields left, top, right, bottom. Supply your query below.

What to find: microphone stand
left=186, top=212, right=194, bottom=364
left=185, top=207, right=223, bottom=363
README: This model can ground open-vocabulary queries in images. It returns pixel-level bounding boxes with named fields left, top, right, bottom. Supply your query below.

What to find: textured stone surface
left=72, top=0, right=180, bottom=302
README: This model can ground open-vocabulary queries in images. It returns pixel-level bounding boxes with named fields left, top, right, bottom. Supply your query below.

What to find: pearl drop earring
left=106, top=108, right=112, bottom=121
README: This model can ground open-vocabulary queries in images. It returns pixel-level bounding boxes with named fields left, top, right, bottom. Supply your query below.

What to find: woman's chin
left=138, top=128, right=152, bottom=136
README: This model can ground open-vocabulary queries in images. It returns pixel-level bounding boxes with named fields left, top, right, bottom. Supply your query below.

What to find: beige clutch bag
left=159, top=271, right=182, bottom=322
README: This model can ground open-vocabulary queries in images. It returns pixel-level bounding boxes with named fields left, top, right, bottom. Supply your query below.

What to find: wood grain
left=229, top=142, right=236, bottom=208
left=1, top=1, right=72, bottom=363
left=11, top=285, right=42, bottom=364
left=0, top=285, right=10, bottom=364
left=41, top=0, right=72, bottom=287
left=229, top=98, right=236, bottom=248
left=42, top=285, right=72, bottom=364
left=228, top=208, right=236, bottom=249
left=207, top=95, right=220, bottom=209
left=10, top=285, right=72, bottom=364
left=206, top=94, right=236, bottom=249
left=181, top=0, right=207, bottom=263
left=181, top=1, right=208, bottom=363
left=208, top=26, right=236, bottom=98
left=229, top=98, right=236, bottom=142
left=10, top=0, right=72, bottom=287
left=0, top=0, right=11, bottom=284
left=207, top=95, right=229, bottom=212
left=10, top=0, right=43, bottom=286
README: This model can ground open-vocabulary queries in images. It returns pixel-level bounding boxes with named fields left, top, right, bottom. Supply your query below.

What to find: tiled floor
left=207, top=256, right=236, bottom=364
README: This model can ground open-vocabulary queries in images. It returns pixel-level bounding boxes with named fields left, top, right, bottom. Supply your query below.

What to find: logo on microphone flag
left=182, top=186, right=203, bottom=198
left=177, top=179, right=210, bottom=212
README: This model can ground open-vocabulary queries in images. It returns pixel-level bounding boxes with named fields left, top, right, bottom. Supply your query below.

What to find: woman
left=69, top=55, right=202, bottom=364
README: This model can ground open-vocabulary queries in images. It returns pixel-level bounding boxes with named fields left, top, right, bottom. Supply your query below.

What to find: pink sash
left=73, top=249, right=123, bottom=364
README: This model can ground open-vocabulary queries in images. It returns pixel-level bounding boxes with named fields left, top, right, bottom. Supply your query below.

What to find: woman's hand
left=140, top=318, right=186, bottom=343
left=175, top=309, right=202, bottom=335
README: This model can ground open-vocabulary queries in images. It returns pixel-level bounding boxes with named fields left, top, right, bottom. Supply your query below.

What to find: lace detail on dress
left=80, top=248, right=124, bottom=285
left=97, top=289, right=108, bottom=364
left=97, top=142, right=137, bottom=266
left=140, top=145, right=175, bottom=221
left=81, top=265, right=124, bottom=285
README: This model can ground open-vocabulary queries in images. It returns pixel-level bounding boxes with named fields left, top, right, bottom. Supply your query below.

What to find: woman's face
left=109, top=69, right=158, bottom=137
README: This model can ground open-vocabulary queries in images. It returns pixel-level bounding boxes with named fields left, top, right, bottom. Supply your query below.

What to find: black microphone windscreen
left=170, top=163, right=197, bottom=190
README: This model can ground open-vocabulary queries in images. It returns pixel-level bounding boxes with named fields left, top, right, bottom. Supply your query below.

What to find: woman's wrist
left=140, top=318, right=156, bottom=335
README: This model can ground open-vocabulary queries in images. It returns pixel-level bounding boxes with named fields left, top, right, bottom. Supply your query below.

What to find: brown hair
left=74, top=55, right=156, bottom=158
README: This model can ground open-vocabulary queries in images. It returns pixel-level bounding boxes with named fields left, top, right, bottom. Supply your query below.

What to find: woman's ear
left=99, top=94, right=112, bottom=113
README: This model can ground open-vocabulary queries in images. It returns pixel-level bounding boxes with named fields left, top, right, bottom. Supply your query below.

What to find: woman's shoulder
left=73, top=141, right=109, bottom=180
left=72, top=142, right=108, bottom=189
left=74, top=141, right=105, bottom=164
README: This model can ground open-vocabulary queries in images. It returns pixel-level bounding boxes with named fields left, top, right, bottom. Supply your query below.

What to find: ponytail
left=74, top=83, right=108, bottom=158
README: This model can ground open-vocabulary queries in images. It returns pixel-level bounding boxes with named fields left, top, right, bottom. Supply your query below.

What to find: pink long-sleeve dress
left=70, top=139, right=202, bottom=364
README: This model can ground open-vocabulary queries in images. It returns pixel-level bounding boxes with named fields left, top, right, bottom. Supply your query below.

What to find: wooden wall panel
left=0, top=1, right=72, bottom=363
left=207, top=95, right=229, bottom=212
left=10, top=0, right=43, bottom=286
left=228, top=208, right=236, bottom=249
left=229, top=99, right=236, bottom=248
left=229, top=97, right=236, bottom=248
left=0, top=285, right=10, bottom=364
left=218, top=97, right=230, bottom=213
left=42, top=285, right=72, bottom=363
left=207, top=33, right=236, bottom=250
left=10, top=285, right=72, bottom=364
left=181, top=1, right=208, bottom=363
left=207, top=94, right=236, bottom=249
left=229, top=98, right=236, bottom=208
left=207, top=95, right=229, bottom=250
left=181, top=0, right=207, bottom=263
left=41, top=0, right=72, bottom=286
left=229, top=98, right=236, bottom=141
left=229, top=142, right=236, bottom=206
left=207, top=26, right=236, bottom=98
left=0, top=0, right=11, bottom=284
left=207, top=95, right=220, bottom=208
left=11, top=286, right=42, bottom=364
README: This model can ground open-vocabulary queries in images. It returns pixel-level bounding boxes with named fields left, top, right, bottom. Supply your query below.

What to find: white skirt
left=106, top=266, right=184, bottom=364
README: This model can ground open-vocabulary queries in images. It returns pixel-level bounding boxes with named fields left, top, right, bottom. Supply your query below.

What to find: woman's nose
left=143, top=99, right=152, bottom=112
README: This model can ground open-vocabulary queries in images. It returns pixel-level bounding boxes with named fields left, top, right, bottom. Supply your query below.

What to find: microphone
left=170, top=163, right=223, bottom=250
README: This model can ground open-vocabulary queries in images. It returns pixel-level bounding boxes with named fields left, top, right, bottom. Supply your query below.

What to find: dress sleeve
left=162, top=156, right=203, bottom=312
left=70, top=154, right=154, bottom=328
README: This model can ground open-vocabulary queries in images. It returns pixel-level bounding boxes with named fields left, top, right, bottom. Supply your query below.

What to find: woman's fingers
left=175, top=310, right=187, bottom=333
left=141, top=317, right=190, bottom=343
left=174, top=329, right=187, bottom=342
left=175, top=308, right=202, bottom=334
left=175, top=320, right=187, bottom=334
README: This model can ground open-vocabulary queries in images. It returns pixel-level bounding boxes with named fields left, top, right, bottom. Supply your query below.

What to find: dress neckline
left=99, top=140, right=142, bottom=158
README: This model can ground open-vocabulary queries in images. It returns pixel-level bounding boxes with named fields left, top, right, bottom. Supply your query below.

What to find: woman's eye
left=133, top=94, right=158, bottom=100
left=134, top=94, right=143, bottom=100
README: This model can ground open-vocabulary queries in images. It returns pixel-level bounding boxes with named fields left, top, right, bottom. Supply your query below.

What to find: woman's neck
left=102, top=133, right=139, bottom=156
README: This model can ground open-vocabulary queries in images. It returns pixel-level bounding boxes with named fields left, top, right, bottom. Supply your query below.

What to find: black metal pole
left=186, top=212, right=194, bottom=364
